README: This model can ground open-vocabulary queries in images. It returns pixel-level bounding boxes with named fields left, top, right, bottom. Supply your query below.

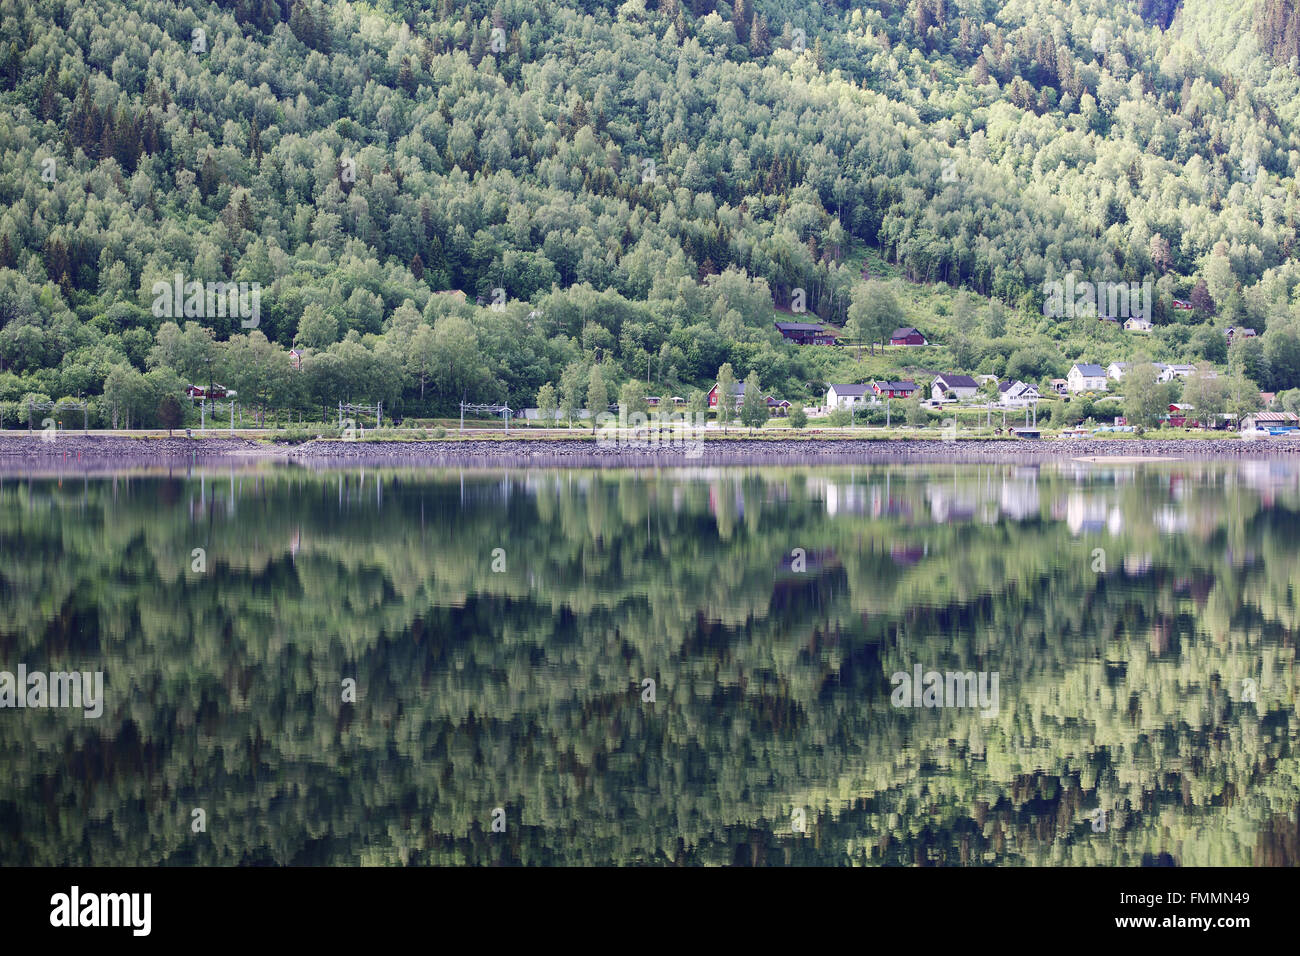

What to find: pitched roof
left=874, top=380, right=918, bottom=390
left=890, top=327, right=922, bottom=338
left=774, top=321, right=827, bottom=332
left=829, top=383, right=871, bottom=396
left=1073, top=363, right=1106, bottom=376
left=934, top=374, right=978, bottom=389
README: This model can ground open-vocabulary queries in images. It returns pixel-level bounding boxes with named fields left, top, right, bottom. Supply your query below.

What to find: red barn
left=889, top=327, right=927, bottom=346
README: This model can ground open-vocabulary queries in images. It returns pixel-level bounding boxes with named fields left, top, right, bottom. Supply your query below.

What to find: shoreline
left=2, top=434, right=1300, bottom=469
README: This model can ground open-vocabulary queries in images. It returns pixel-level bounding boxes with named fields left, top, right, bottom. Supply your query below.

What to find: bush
left=431, top=426, right=447, bottom=438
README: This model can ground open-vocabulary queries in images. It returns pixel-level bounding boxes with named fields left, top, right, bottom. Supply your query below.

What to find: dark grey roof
left=934, top=374, right=978, bottom=389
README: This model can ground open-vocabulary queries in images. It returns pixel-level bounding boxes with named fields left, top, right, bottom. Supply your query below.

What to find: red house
left=707, top=382, right=789, bottom=415
left=872, top=380, right=918, bottom=399
left=706, top=382, right=744, bottom=408
left=889, top=327, right=927, bottom=346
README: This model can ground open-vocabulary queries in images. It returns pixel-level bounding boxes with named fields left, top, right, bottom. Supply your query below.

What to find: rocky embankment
left=286, top=436, right=1300, bottom=466
left=2, top=433, right=1298, bottom=469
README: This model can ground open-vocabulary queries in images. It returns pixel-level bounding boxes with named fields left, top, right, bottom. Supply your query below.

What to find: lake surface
left=1, top=461, right=1297, bottom=866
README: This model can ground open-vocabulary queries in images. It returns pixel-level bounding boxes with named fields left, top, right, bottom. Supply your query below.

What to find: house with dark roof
left=826, top=383, right=872, bottom=409
left=1067, top=363, right=1108, bottom=393
left=706, top=382, right=744, bottom=408
left=889, top=327, right=927, bottom=346
left=706, top=381, right=789, bottom=415
left=998, top=381, right=1041, bottom=407
left=930, top=374, right=979, bottom=401
left=774, top=321, right=836, bottom=345
left=872, top=380, right=919, bottom=399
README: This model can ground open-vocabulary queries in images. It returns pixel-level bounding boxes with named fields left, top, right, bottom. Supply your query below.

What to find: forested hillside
left=4, top=0, right=1300, bottom=424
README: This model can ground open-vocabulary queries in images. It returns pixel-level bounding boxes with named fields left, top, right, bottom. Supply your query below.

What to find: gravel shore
left=2, top=434, right=1299, bottom=469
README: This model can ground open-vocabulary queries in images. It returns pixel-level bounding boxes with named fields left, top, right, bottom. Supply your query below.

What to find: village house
left=1049, top=378, right=1068, bottom=395
left=1067, top=363, right=1108, bottom=393
left=999, top=381, right=1041, bottom=407
left=889, top=327, right=928, bottom=346
left=1124, top=317, right=1152, bottom=331
left=1172, top=299, right=1194, bottom=311
left=872, top=380, right=919, bottom=399
left=185, top=384, right=234, bottom=399
left=930, top=374, right=979, bottom=402
left=774, top=321, right=836, bottom=345
left=1242, top=411, right=1299, bottom=431
left=706, top=382, right=744, bottom=408
left=1226, top=327, right=1258, bottom=342
left=826, top=383, right=873, bottom=409
left=706, top=382, right=789, bottom=416
left=1106, top=362, right=1129, bottom=381
left=1157, top=364, right=1197, bottom=384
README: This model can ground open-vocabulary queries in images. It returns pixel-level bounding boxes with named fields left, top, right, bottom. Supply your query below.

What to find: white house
left=1124, top=317, right=1152, bottom=331
left=999, top=381, right=1041, bottom=407
left=1157, top=364, right=1197, bottom=384
left=1106, top=362, right=1129, bottom=381
left=930, top=373, right=980, bottom=402
left=826, top=383, right=872, bottom=409
left=1067, top=364, right=1108, bottom=393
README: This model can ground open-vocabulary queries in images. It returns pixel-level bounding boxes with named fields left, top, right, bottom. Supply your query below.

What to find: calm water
left=1, top=461, right=1297, bottom=866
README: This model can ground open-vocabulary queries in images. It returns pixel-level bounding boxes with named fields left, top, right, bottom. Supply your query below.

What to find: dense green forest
left=6, top=0, right=1300, bottom=426
left=0, top=463, right=1296, bottom=864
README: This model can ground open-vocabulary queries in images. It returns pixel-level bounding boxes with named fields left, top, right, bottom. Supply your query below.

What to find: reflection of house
left=1123, top=553, right=1152, bottom=575
left=889, top=543, right=927, bottom=565
left=824, top=482, right=870, bottom=516
left=925, top=484, right=979, bottom=523
left=999, top=480, right=1040, bottom=521
left=1066, top=493, right=1108, bottom=535
left=1154, top=506, right=1188, bottom=534
left=870, top=486, right=913, bottom=519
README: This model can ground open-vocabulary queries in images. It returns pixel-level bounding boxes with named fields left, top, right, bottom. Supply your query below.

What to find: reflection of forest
left=0, top=463, right=1297, bottom=866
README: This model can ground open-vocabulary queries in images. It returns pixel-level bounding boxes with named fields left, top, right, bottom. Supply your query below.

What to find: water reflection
left=0, top=461, right=1297, bottom=865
